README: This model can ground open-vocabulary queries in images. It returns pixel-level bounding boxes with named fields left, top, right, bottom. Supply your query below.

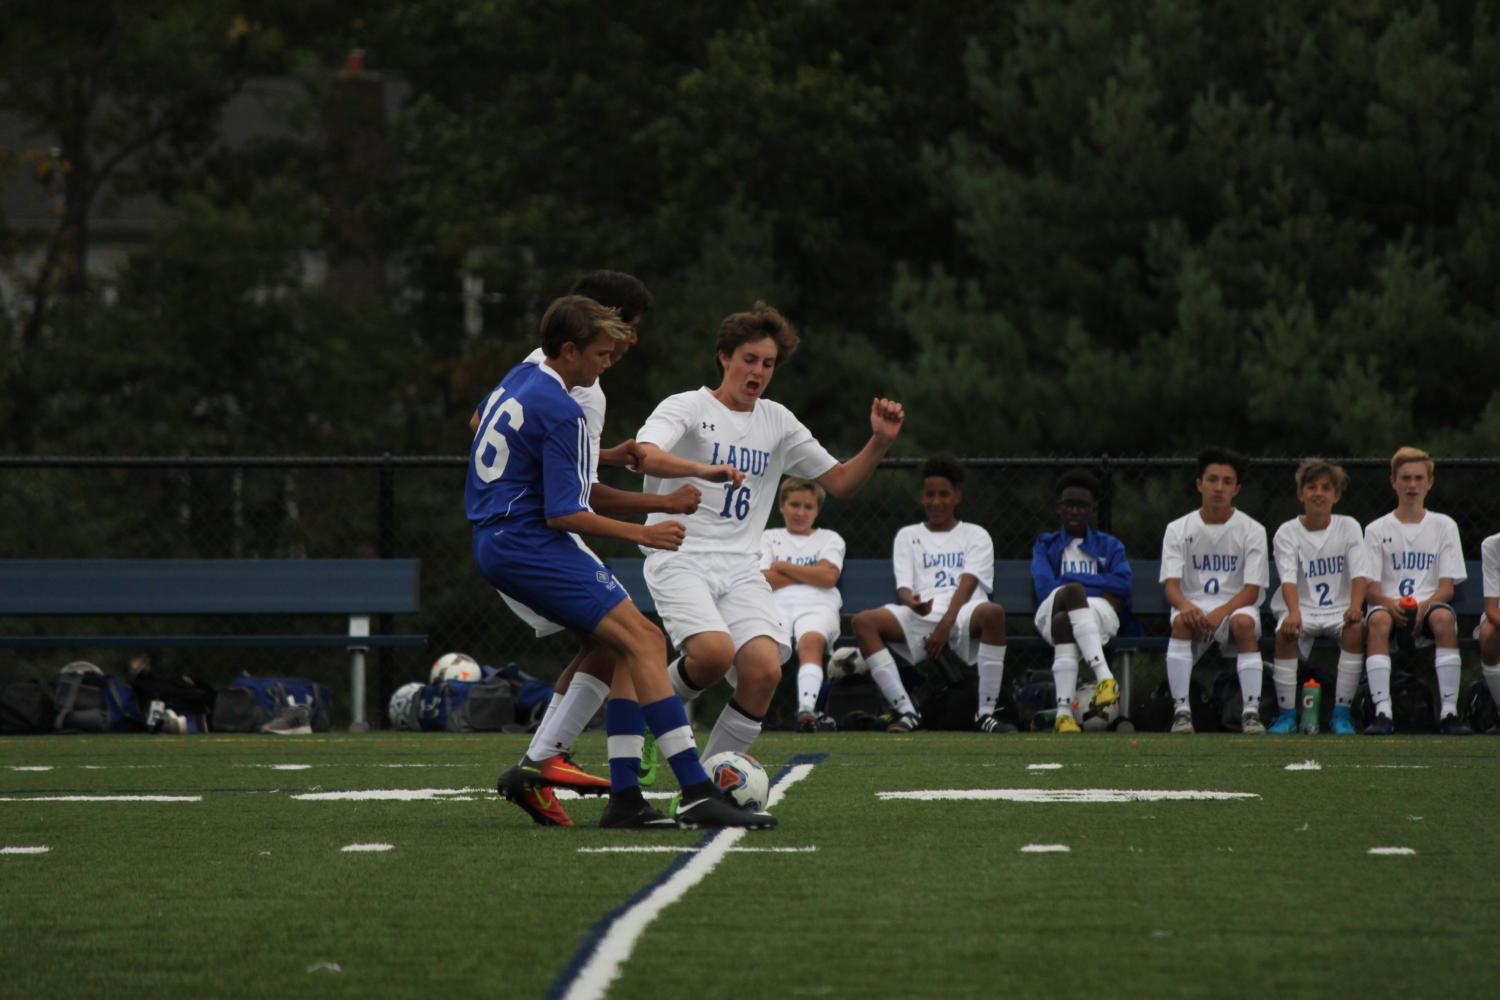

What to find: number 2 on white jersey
left=474, top=389, right=525, bottom=483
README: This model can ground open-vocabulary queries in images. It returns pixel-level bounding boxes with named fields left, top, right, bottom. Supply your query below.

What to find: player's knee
left=1366, top=610, right=1392, bottom=638
left=1228, top=614, right=1255, bottom=639
left=1170, top=616, right=1195, bottom=639
left=1057, top=581, right=1087, bottom=608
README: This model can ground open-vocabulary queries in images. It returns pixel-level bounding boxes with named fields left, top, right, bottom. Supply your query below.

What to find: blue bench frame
left=609, top=557, right=1485, bottom=723
left=0, top=559, right=425, bottom=729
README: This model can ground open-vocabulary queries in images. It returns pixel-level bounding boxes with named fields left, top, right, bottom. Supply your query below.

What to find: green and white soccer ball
left=702, top=750, right=770, bottom=811
left=429, top=652, right=481, bottom=683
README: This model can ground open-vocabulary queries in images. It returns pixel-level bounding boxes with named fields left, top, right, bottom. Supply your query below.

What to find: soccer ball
left=388, top=681, right=423, bottom=730
left=826, top=646, right=869, bottom=680
left=429, top=652, right=481, bottom=683
left=702, top=750, right=770, bottom=811
left=1074, top=681, right=1121, bottom=732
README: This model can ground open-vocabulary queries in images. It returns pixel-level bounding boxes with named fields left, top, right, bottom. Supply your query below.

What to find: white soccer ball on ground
left=826, top=646, right=869, bottom=680
left=429, top=652, right=481, bottom=683
left=388, top=682, right=423, bottom=730
left=1075, top=680, right=1121, bottom=732
left=702, top=750, right=770, bottom=811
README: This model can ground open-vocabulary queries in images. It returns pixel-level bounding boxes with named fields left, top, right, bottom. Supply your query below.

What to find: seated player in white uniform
left=760, top=477, right=845, bottom=732
left=1159, top=447, right=1270, bottom=734
left=1029, top=468, right=1133, bottom=732
left=633, top=302, right=905, bottom=762
left=1361, top=446, right=1470, bottom=735
left=850, top=456, right=1009, bottom=733
left=1266, top=458, right=1372, bottom=735
left=1475, top=531, right=1500, bottom=732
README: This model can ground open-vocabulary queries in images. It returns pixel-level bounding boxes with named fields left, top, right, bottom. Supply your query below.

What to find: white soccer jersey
left=1159, top=509, right=1270, bottom=609
left=760, top=527, right=846, bottom=615
left=892, top=521, right=995, bottom=616
left=1482, top=533, right=1500, bottom=599
left=1364, top=511, right=1466, bottom=601
left=1269, top=514, right=1373, bottom=617
left=637, top=388, right=837, bottom=555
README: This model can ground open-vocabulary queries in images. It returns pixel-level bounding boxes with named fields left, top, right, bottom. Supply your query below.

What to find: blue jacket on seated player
left=1031, top=526, right=1141, bottom=637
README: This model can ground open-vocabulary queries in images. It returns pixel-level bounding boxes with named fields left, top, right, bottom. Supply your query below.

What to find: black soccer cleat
left=675, top=790, right=778, bottom=830
left=976, top=713, right=1018, bottom=734
left=599, top=799, right=679, bottom=829
left=1438, top=714, right=1473, bottom=736
left=1363, top=713, right=1394, bottom=735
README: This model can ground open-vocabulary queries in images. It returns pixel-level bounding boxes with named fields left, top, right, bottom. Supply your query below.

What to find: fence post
left=371, top=453, right=397, bottom=732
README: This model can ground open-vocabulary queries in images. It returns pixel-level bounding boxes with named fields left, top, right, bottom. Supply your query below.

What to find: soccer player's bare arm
left=633, top=442, right=746, bottom=487
left=1278, top=582, right=1302, bottom=637
left=1345, top=577, right=1368, bottom=626
left=598, top=439, right=647, bottom=470
left=547, top=510, right=685, bottom=551
left=815, top=397, right=905, bottom=499
left=1206, top=584, right=1261, bottom=628
left=768, top=558, right=839, bottom=589
left=589, top=481, right=701, bottom=517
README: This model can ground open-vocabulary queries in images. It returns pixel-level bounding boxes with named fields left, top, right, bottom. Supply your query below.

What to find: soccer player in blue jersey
left=468, top=295, right=775, bottom=829
left=1030, top=469, right=1133, bottom=732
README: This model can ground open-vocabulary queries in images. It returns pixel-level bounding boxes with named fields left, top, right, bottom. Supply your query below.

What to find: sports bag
left=1, top=679, right=53, bottom=734
left=211, top=676, right=333, bottom=733
left=49, top=663, right=145, bottom=733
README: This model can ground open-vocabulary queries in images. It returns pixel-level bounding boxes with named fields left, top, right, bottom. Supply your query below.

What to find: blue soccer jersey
left=466, top=361, right=592, bottom=529
left=466, top=361, right=625, bottom=634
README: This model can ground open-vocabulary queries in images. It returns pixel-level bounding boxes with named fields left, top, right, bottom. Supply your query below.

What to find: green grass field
left=3, top=730, right=1497, bottom=999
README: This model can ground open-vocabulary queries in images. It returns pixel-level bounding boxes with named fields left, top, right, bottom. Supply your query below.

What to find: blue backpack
left=211, top=676, right=333, bottom=733
left=50, top=663, right=144, bottom=733
left=414, top=664, right=552, bottom=732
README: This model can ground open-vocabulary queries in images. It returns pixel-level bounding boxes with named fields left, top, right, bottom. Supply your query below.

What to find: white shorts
left=777, top=602, right=840, bottom=652
left=1170, top=605, right=1261, bottom=662
left=882, top=598, right=985, bottom=666
left=1274, top=614, right=1346, bottom=661
left=1033, top=589, right=1121, bottom=646
left=644, top=551, right=790, bottom=661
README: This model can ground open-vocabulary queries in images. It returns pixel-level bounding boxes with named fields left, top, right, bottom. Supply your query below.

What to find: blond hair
left=1390, top=446, right=1434, bottom=479
left=1294, top=458, right=1348, bottom=494
left=778, top=477, right=826, bottom=507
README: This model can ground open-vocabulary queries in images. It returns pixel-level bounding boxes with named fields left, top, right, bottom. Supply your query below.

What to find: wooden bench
left=0, top=559, right=425, bottom=730
left=608, top=556, right=1485, bottom=722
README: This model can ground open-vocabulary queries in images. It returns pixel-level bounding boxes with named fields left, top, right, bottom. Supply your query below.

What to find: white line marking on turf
left=1368, top=847, right=1417, bottom=856
left=1284, top=760, right=1321, bottom=770
left=2, top=846, right=52, bottom=854
left=9, top=766, right=53, bottom=771
left=576, top=846, right=817, bottom=854
left=559, top=762, right=817, bottom=1000
left=340, top=843, right=394, bottom=852
left=1027, top=763, right=1064, bottom=770
left=293, top=788, right=489, bottom=800
left=1019, top=844, right=1070, bottom=853
left=0, top=795, right=201, bottom=802
left=878, top=789, right=1259, bottom=803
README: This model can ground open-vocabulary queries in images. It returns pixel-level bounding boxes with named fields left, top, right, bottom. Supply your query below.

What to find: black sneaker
left=599, top=799, right=679, bottom=829
left=1363, top=713, right=1394, bottom=735
left=675, top=790, right=778, bottom=830
left=976, top=713, right=1018, bottom=734
left=1438, top=714, right=1474, bottom=736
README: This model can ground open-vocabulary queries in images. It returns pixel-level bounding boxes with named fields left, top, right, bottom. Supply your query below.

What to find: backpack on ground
left=49, top=662, right=145, bottom=733
left=1211, top=664, right=1280, bottom=732
left=1354, top=669, right=1437, bottom=732
left=1, top=679, right=54, bottom=734
left=211, top=676, right=333, bottom=733
left=133, top=671, right=216, bottom=734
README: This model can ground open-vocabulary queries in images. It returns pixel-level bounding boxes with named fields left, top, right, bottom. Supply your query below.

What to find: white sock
left=1335, top=651, right=1363, bottom=707
left=1052, top=649, right=1080, bottom=718
left=1484, top=663, right=1500, bottom=706
left=976, top=642, right=1007, bottom=717
left=703, top=701, right=762, bottom=759
left=1236, top=652, right=1263, bottom=714
left=1366, top=654, right=1393, bottom=717
left=1434, top=648, right=1462, bottom=717
left=1068, top=609, right=1112, bottom=680
left=1272, top=658, right=1298, bottom=711
left=668, top=657, right=702, bottom=701
left=527, top=672, right=609, bottom=759
left=1166, top=638, right=1194, bottom=707
left=866, top=648, right=917, bottom=715
left=796, top=662, right=823, bottom=715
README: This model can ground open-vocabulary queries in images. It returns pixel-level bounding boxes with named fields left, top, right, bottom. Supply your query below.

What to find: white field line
left=1019, top=844, right=1070, bottom=853
left=2, top=846, right=52, bottom=854
left=0, top=795, right=201, bottom=802
left=1284, top=760, right=1321, bottom=770
left=878, top=789, right=1260, bottom=803
left=1026, top=763, right=1064, bottom=770
left=341, top=843, right=395, bottom=852
left=1368, top=847, right=1417, bottom=855
left=558, top=761, right=816, bottom=1000
left=577, top=846, right=816, bottom=855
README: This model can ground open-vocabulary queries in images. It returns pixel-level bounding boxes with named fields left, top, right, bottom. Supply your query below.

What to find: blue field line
left=544, top=752, right=827, bottom=1000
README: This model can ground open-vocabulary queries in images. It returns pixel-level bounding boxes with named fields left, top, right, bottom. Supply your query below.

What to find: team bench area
left=0, top=559, right=425, bottom=729
left=608, top=557, right=1485, bottom=725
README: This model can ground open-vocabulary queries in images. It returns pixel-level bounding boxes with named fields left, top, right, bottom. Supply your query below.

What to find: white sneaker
left=1240, top=710, right=1266, bottom=735
left=1170, top=709, right=1195, bottom=734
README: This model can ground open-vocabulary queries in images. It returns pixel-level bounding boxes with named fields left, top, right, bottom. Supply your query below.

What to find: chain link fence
left=4, top=455, right=1497, bottom=726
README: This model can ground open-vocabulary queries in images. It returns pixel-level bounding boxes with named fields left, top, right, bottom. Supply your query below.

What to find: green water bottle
left=1299, top=678, right=1321, bottom=735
